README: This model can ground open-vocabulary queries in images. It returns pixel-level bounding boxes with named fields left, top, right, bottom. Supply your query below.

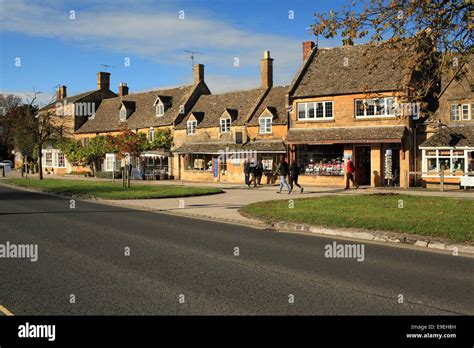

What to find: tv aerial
left=100, top=64, right=115, bottom=71
left=184, top=50, right=203, bottom=66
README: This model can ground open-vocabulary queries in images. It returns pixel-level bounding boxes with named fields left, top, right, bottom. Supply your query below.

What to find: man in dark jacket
left=274, top=155, right=291, bottom=194
left=244, top=159, right=250, bottom=187
left=289, top=160, right=304, bottom=193
left=254, top=159, right=263, bottom=186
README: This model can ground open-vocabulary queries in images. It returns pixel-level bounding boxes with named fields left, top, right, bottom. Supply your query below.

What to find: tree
left=82, top=136, right=114, bottom=174
left=0, top=94, right=22, bottom=161
left=7, top=92, right=69, bottom=179
left=311, top=0, right=472, bottom=118
left=147, top=128, right=172, bottom=150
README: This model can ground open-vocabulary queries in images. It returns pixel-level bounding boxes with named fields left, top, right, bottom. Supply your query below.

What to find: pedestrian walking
left=254, top=159, right=263, bottom=186
left=345, top=156, right=359, bottom=190
left=248, top=158, right=257, bottom=188
left=289, top=160, right=304, bottom=193
left=244, top=159, right=251, bottom=187
left=274, top=155, right=291, bottom=194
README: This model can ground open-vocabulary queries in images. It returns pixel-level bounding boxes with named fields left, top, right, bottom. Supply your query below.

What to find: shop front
left=139, top=150, right=172, bottom=180
left=286, top=126, right=409, bottom=187
left=173, top=141, right=286, bottom=184
left=420, top=127, right=474, bottom=189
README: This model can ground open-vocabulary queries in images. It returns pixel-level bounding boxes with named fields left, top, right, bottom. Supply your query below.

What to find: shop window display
left=297, top=145, right=344, bottom=176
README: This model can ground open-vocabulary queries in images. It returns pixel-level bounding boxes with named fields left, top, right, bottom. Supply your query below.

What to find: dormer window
left=220, top=116, right=231, bottom=133
left=259, top=116, right=272, bottom=134
left=156, top=102, right=165, bottom=117
left=187, top=120, right=197, bottom=135
left=119, top=106, right=127, bottom=121
left=148, top=127, right=155, bottom=142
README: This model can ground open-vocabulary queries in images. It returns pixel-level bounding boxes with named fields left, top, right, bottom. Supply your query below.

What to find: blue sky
left=0, top=0, right=349, bottom=105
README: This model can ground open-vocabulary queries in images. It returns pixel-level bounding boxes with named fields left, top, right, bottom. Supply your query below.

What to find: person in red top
left=345, top=157, right=359, bottom=190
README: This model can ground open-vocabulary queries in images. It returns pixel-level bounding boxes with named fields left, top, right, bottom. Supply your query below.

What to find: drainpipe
left=413, top=124, right=418, bottom=186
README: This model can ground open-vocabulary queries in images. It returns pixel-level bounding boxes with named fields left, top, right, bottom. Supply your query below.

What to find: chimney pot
left=260, top=50, right=273, bottom=89
left=56, top=85, right=67, bottom=100
left=193, top=64, right=204, bottom=84
left=97, top=71, right=111, bottom=91
left=119, top=82, right=129, bottom=97
left=302, top=41, right=316, bottom=61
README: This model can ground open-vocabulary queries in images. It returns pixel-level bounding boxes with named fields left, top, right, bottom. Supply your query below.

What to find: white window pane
left=308, top=103, right=315, bottom=118
left=462, top=104, right=469, bottom=120
left=451, top=105, right=460, bottom=121
left=355, top=100, right=365, bottom=116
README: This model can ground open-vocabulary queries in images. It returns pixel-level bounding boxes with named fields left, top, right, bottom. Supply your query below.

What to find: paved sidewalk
left=2, top=171, right=473, bottom=225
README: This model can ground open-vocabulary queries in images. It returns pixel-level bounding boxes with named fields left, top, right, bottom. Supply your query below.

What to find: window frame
left=422, top=148, right=469, bottom=177
left=148, top=127, right=155, bottom=142
left=354, top=97, right=396, bottom=118
left=259, top=116, right=273, bottom=134
left=119, top=106, right=127, bottom=121
left=220, top=117, right=231, bottom=133
left=450, top=103, right=474, bottom=121
left=297, top=101, right=334, bottom=120
left=156, top=102, right=165, bottom=117
left=187, top=120, right=197, bottom=135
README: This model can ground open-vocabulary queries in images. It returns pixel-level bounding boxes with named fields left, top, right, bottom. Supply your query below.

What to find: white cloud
left=0, top=0, right=304, bottom=92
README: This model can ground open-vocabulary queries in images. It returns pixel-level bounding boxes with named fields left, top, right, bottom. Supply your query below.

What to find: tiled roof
left=175, top=88, right=267, bottom=130
left=40, top=89, right=117, bottom=111
left=286, top=126, right=407, bottom=144
left=420, top=126, right=474, bottom=147
left=291, top=43, right=412, bottom=98
left=248, top=86, right=289, bottom=125
left=77, top=85, right=195, bottom=133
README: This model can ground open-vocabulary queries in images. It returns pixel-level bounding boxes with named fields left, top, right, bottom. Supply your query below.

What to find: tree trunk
left=38, top=148, right=43, bottom=180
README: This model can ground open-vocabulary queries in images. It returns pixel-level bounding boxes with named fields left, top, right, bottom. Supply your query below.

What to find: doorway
left=354, top=146, right=371, bottom=185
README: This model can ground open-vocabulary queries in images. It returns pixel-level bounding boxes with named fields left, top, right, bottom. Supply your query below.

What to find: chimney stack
left=193, top=64, right=204, bottom=84
left=119, top=82, right=129, bottom=97
left=302, top=41, right=315, bottom=61
left=56, top=85, right=67, bottom=100
left=261, top=50, right=273, bottom=89
left=97, top=71, right=111, bottom=91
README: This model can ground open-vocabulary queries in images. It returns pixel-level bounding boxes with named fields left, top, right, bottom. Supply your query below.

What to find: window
left=120, top=107, right=127, bottom=121
left=424, top=149, right=468, bottom=176
left=187, top=120, right=197, bottom=135
left=451, top=103, right=473, bottom=121
left=297, top=103, right=306, bottom=119
left=57, top=152, right=66, bottom=168
left=82, top=137, right=89, bottom=146
left=156, top=102, right=164, bottom=117
left=45, top=153, right=53, bottom=167
left=355, top=97, right=395, bottom=118
left=259, top=117, right=272, bottom=134
left=296, top=144, right=345, bottom=176
left=220, top=117, right=231, bottom=133
left=185, top=154, right=213, bottom=171
left=450, top=105, right=460, bottom=121
left=149, top=127, right=155, bottom=142
left=297, top=101, right=333, bottom=120
left=105, top=154, right=116, bottom=172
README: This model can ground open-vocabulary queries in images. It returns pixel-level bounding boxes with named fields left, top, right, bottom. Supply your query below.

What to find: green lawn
left=242, top=194, right=473, bottom=243
left=3, top=178, right=222, bottom=200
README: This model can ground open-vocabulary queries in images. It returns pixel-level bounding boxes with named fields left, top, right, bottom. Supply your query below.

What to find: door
left=354, top=146, right=371, bottom=185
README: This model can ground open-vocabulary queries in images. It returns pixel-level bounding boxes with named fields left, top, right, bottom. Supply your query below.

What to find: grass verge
left=3, top=178, right=222, bottom=200
left=241, top=193, right=473, bottom=243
